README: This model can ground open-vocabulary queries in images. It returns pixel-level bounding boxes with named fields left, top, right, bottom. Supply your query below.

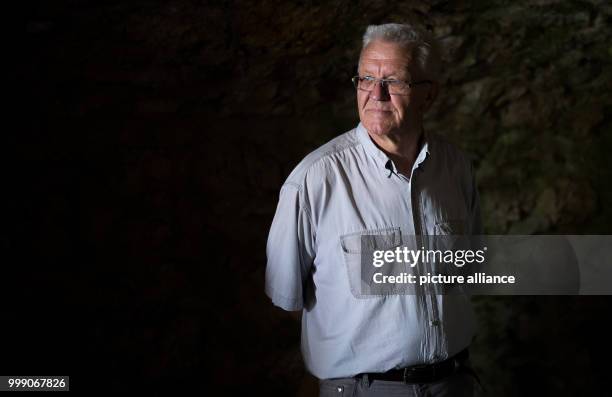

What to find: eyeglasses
left=351, top=75, right=432, bottom=95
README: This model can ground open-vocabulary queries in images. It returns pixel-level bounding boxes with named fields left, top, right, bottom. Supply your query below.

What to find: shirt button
left=430, top=319, right=441, bottom=326
left=336, top=386, right=344, bottom=393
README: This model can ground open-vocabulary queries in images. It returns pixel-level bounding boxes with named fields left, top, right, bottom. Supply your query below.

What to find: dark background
left=7, top=0, right=612, bottom=395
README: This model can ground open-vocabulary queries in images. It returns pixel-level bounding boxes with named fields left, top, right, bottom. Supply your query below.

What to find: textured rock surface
left=12, top=0, right=612, bottom=395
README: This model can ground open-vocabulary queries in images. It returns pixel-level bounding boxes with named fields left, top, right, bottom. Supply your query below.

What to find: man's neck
left=369, top=126, right=424, bottom=176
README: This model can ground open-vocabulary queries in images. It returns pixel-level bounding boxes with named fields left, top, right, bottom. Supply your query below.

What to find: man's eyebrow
left=359, top=72, right=411, bottom=80
left=391, top=75, right=412, bottom=81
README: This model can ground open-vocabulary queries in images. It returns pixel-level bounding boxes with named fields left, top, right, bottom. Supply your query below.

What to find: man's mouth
left=366, top=109, right=393, bottom=116
left=366, top=109, right=393, bottom=114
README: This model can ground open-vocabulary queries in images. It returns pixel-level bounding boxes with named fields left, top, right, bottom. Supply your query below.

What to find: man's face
left=357, top=40, right=434, bottom=137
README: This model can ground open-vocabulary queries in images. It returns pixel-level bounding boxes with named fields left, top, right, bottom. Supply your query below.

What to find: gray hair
left=361, top=23, right=441, bottom=81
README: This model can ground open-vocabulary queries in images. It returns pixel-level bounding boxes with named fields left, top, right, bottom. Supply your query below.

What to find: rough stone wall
left=12, top=0, right=612, bottom=395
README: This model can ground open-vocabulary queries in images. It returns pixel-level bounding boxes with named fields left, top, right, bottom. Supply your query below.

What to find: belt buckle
left=402, top=367, right=409, bottom=383
left=402, top=364, right=435, bottom=383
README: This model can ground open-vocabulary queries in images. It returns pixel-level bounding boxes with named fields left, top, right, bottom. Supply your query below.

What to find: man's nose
left=371, top=80, right=390, bottom=101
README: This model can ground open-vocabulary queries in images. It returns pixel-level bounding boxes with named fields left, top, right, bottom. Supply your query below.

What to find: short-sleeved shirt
left=265, top=122, right=482, bottom=379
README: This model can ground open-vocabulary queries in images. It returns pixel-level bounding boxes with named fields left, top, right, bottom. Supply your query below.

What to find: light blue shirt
left=265, top=122, right=482, bottom=379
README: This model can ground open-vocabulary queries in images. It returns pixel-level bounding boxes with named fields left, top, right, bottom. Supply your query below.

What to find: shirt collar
left=356, top=122, right=431, bottom=174
left=357, top=122, right=390, bottom=169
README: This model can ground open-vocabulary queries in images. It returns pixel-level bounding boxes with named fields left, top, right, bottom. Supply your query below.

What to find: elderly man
left=265, top=23, right=483, bottom=396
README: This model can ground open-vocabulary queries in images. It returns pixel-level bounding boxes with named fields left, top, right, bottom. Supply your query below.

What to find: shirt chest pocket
left=339, top=227, right=403, bottom=299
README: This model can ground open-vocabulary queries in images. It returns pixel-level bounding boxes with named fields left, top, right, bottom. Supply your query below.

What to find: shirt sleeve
left=265, top=183, right=315, bottom=311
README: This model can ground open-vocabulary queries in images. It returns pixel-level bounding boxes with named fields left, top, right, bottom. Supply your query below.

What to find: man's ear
left=422, top=81, right=439, bottom=113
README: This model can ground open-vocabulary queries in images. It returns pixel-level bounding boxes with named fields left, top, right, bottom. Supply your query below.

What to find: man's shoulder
left=283, top=127, right=361, bottom=188
left=428, top=132, right=473, bottom=168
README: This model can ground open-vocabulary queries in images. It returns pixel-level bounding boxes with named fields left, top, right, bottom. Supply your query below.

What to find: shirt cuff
left=265, top=284, right=303, bottom=311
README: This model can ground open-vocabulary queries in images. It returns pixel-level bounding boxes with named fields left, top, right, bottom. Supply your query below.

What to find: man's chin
left=363, top=121, right=393, bottom=137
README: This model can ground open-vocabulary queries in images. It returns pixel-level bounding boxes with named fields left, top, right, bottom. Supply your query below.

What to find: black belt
left=355, top=348, right=469, bottom=384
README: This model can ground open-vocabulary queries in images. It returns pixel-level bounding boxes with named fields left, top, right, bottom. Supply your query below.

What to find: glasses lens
left=355, top=78, right=409, bottom=95
left=359, top=78, right=375, bottom=90
left=387, top=82, right=404, bottom=95
left=390, top=80, right=413, bottom=95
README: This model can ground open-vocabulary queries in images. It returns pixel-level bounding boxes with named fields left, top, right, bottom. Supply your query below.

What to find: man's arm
left=288, top=310, right=302, bottom=322
left=265, top=183, right=315, bottom=312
